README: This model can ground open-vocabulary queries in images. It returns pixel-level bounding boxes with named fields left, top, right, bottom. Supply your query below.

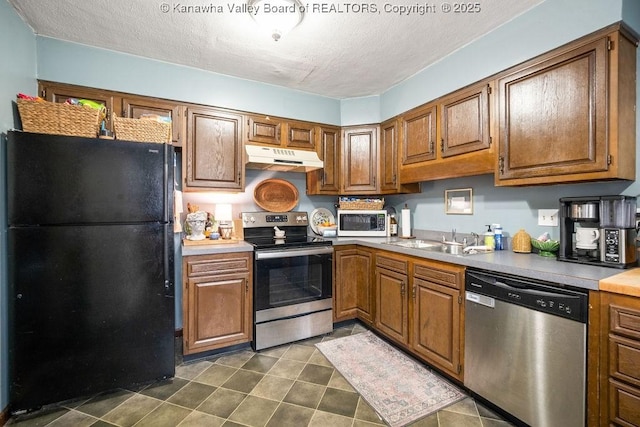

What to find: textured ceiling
left=9, top=0, right=543, bottom=98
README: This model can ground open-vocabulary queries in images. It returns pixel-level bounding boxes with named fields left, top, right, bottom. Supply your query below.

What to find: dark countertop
left=327, top=236, right=625, bottom=291
left=181, top=235, right=631, bottom=292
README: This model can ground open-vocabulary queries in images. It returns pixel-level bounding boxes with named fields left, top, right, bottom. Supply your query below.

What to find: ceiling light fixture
left=248, top=0, right=304, bottom=41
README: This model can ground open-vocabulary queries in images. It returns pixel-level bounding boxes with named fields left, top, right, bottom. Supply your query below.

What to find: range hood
left=245, top=145, right=324, bottom=172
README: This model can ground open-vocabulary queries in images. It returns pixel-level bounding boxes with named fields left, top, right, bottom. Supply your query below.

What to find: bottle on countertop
left=389, top=214, right=398, bottom=237
left=484, top=224, right=494, bottom=249
left=494, top=224, right=503, bottom=250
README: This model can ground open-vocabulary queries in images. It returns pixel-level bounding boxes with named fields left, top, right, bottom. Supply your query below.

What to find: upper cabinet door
left=185, top=107, right=244, bottom=191
left=316, top=126, right=340, bottom=194
left=342, top=126, right=379, bottom=194
left=497, top=37, right=608, bottom=181
left=121, top=97, right=184, bottom=146
left=380, top=118, right=399, bottom=192
left=285, top=120, right=316, bottom=150
left=402, top=104, right=437, bottom=165
left=440, top=83, right=491, bottom=158
left=245, top=115, right=282, bottom=146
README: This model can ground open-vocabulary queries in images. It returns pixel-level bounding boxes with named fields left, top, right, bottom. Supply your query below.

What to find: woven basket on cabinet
left=112, top=113, right=171, bottom=143
left=339, top=200, right=385, bottom=210
left=17, top=99, right=101, bottom=138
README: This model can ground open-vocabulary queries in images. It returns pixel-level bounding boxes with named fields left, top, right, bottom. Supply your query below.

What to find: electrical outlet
left=538, top=209, right=559, bottom=226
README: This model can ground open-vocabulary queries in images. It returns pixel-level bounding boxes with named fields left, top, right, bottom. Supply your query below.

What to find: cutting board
left=599, top=268, right=640, bottom=297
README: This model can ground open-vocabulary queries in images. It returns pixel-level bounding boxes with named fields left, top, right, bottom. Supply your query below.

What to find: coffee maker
left=559, top=196, right=637, bottom=268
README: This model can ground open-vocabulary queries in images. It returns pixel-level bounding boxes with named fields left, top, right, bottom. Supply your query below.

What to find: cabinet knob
left=498, top=156, right=505, bottom=175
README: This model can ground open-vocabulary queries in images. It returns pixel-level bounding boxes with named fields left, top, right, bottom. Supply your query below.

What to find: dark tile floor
left=8, top=323, right=514, bottom=427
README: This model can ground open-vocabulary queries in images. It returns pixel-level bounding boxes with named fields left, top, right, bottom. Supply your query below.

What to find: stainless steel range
left=242, top=211, right=333, bottom=351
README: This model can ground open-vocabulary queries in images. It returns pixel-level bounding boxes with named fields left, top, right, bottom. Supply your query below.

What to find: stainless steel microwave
left=336, top=209, right=388, bottom=237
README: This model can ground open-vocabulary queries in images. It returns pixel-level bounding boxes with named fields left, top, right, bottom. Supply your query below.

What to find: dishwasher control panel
left=466, top=269, right=588, bottom=323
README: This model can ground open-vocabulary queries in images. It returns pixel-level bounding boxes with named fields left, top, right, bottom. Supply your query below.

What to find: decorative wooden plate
left=253, top=178, right=299, bottom=212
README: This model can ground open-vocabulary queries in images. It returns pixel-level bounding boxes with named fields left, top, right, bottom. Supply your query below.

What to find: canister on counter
left=512, top=229, right=532, bottom=253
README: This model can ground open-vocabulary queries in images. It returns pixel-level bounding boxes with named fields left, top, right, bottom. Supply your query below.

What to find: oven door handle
left=255, top=246, right=333, bottom=260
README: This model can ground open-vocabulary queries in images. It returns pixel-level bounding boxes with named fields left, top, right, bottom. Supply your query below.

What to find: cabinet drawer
left=186, top=254, right=251, bottom=277
left=611, top=304, right=640, bottom=340
left=413, top=262, right=462, bottom=289
left=609, top=379, right=640, bottom=427
left=376, top=254, right=408, bottom=274
left=610, top=334, right=640, bottom=388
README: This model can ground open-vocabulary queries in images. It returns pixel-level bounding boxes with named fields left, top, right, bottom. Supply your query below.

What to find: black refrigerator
left=7, top=131, right=175, bottom=413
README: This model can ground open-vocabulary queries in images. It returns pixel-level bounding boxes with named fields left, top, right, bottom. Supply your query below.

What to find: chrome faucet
left=451, top=228, right=457, bottom=243
left=470, top=232, right=480, bottom=246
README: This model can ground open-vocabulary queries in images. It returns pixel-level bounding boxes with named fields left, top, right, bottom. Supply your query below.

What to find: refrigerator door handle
left=163, top=224, right=174, bottom=298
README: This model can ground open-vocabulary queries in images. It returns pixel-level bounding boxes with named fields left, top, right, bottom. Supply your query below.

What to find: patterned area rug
left=316, top=331, right=466, bottom=427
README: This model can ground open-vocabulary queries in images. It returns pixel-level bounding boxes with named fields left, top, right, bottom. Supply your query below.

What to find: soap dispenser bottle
left=493, top=224, right=503, bottom=250
left=484, top=225, right=494, bottom=249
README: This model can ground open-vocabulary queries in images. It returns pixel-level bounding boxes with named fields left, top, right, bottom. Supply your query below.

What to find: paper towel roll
left=401, top=207, right=411, bottom=237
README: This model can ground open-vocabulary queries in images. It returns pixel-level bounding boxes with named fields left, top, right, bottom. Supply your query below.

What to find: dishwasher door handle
left=466, top=291, right=495, bottom=308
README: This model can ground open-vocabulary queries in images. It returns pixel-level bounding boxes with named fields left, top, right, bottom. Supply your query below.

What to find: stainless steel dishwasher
left=464, top=269, right=588, bottom=427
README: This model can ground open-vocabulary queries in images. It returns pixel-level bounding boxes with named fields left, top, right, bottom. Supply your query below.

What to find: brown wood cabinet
left=286, top=119, right=316, bottom=150
left=375, top=253, right=409, bottom=345
left=600, top=292, right=640, bottom=426
left=184, top=106, right=244, bottom=191
left=182, top=252, right=253, bottom=355
left=440, top=83, right=491, bottom=158
left=400, top=81, right=494, bottom=184
left=121, top=96, right=184, bottom=146
left=411, top=260, right=464, bottom=381
left=333, top=246, right=374, bottom=324
left=306, top=125, right=341, bottom=195
left=372, top=250, right=465, bottom=381
left=402, top=103, right=437, bottom=165
left=341, top=125, right=379, bottom=194
left=496, top=26, right=636, bottom=186
left=245, top=114, right=316, bottom=151
left=380, top=119, right=421, bottom=194
left=245, top=114, right=282, bottom=146
left=380, top=118, right=400, bottom=192
left=308, top=123, right=419, bottom=195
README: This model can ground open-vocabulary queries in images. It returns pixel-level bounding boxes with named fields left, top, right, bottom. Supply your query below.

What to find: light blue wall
left=0, top=0, right=37, bottom=416
left=36, top=38, right=341, bottom=126
left=340, top=95, right=381, bottom=126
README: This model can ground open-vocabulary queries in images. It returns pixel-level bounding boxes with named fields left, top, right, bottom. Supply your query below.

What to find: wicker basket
left=112, top=114, right=171, bottom=143
left=512, top=229, right=532, bottom=253
left=17, top=99, right=101, bottom=138
left=339, top=199, right=385, bottom=210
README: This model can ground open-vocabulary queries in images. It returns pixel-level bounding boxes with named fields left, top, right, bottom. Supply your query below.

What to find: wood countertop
left=599, top=268, right=640, bottom=297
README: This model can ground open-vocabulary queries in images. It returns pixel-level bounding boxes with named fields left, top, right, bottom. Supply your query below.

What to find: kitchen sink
left=388, top=240, right=441, bottom=249
left=384, top=239, right=493, bottom=256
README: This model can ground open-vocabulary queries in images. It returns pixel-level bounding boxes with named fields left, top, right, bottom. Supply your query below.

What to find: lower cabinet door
left=412, top=278, right=462, bottom=380
left=609, top=379, right=640, bottom=426
left=185, top=273, right=251, bottom=354
left=375, top=267, right=409, bottom=345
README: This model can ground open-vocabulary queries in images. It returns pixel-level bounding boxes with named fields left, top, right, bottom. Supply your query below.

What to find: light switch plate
left=538, top=209, right=559, bottom=226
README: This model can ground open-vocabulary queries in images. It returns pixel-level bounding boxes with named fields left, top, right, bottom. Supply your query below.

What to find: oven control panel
left=242, top=212, right=309, bottom=228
